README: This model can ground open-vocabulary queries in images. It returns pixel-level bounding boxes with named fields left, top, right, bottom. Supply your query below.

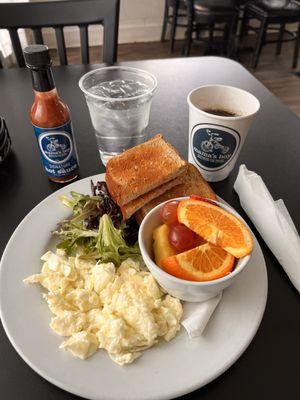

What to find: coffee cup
left=187, top=85, right=260, bottom=182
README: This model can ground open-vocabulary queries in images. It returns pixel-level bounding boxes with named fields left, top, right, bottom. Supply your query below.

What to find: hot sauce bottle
left=23, top=45, right=79, bottom=183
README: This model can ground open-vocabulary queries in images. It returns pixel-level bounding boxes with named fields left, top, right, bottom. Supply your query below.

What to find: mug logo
left=191, top=124, right=240, bottom=171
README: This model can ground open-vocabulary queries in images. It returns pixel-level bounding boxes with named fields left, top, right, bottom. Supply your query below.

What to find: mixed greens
left=53, top=181, right=140, bottom=265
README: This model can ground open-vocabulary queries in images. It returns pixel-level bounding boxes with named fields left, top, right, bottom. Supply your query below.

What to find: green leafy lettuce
left=55, top=213, right=140, bottom=266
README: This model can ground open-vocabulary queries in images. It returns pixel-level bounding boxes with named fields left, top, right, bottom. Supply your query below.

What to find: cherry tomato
left=190, top=195, right=217, bottom=206
left=160, top=200, right=179, bottom=226
left=168, top=224, right=196, bottom=253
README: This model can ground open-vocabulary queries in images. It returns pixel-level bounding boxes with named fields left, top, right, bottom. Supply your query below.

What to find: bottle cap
left=23, top=45, right=52, bottom=69
left=24, top=45, right=55, bottom=92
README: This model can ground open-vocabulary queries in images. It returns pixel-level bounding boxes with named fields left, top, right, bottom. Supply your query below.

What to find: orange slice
left=178, top=199, right=253, bottom=258
left=161, top=243, right=235, bottom=282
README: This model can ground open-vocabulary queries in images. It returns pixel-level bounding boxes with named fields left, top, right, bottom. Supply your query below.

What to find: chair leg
left=223, top=24, right=229, bottom=56
left=252, top=18, right=267, bottom=69
left=227, top=17, right=237, bottom=58
left=161, top=0, right=169, bottom=42
left=169, top=4, right=178, bottom=53
left=182, top=18, right=193, bottom=56
left=240, top=9, right=249, bottom=40
left=209, top=23, right=214, bottom=52
left=292, top=22, right=300, bottom=69
left=182, top=31, right=187, bottom=56
left=196, top=23, right=200, bottom=40
left=276, top=23, right=285, bottom=55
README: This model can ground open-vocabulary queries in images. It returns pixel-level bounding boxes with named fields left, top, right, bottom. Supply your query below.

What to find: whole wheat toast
left=121, top=170, right=187, bottom=220
left=135, top=164, right=217, bottom=224
left=106, top=134, right=187, bottom=206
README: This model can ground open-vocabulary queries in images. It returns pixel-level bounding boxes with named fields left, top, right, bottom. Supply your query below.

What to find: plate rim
left=0, top=173, right=268, bottom=400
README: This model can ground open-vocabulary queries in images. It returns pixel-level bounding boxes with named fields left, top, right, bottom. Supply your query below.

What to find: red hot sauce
left=24, top=45, right=79, bottom=183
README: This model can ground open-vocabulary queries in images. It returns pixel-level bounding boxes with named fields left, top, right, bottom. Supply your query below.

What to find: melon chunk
left=153, top=224, right=176, bottom=267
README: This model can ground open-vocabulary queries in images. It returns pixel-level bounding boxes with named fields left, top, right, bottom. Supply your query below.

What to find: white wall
left=41, top=0, right=183, bottom=49
left=0, top=0, right=29, bottom=66
left=119, top=0, right=166, bottom=43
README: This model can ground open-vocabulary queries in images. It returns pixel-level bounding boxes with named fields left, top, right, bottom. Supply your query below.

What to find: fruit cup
left=138, top=197, right=252, bottom=302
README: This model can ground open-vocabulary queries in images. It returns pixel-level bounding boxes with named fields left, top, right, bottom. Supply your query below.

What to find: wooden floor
left=55, top=35, right=300, bottom=116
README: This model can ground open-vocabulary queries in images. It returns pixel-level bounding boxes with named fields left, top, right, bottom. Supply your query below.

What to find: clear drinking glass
left=79, top=66, right=157, bottom=165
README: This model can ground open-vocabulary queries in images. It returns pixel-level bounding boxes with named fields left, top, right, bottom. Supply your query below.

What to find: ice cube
left=88, top=79, right=149, bottom=99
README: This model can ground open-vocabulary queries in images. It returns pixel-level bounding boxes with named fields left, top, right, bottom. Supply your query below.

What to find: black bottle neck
left=30, top=67, right=55, bottom=92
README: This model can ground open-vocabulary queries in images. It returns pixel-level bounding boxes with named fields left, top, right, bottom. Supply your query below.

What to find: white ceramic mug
left=187, top=85, right=260, bottom=182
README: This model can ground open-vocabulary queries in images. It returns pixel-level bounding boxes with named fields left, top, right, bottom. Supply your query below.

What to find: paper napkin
left=234, top=164, right=300, bottom=292
left=181, top=292, right=222, bottom=338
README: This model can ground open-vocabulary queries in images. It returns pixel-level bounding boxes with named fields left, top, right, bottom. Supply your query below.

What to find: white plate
left=0, top=174, right=268, bottom=400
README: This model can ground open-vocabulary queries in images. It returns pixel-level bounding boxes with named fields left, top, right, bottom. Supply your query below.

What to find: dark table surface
left=0, top=56, right=300, bottom=400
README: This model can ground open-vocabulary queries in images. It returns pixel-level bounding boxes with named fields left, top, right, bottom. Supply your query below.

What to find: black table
left=0, top=57, right=300, bottom=400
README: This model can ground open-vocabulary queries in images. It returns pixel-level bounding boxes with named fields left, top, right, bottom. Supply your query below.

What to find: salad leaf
left=54, top=182, right=141, bottom=265
left=59, top=190, right=119, bottom=228
left=55, top=214, right=140, bottom=265
left=55, top=224, right=98, bottom=256
left=96, top=214, right=140, bottom=265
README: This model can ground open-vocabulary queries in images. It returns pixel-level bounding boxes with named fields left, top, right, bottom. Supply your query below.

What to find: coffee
left=203, top=108, right=239, bottom=117
left=188, top=85, right=260, bottom=182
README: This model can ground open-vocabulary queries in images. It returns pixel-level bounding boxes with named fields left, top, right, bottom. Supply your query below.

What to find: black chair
left=0, top=0, right=120, bottom=68
left=183, top=0, right=239, bottom=57
left=241, top=0, right=300, bottom=68
left=161, top=0, right=188, bottom=53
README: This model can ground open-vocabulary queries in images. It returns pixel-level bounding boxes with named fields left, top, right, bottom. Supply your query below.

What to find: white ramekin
left=138, top=197, right=252, bottom=302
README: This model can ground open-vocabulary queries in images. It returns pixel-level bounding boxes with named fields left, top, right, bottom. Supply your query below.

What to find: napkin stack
left=234, top=164, right=300, bottom=292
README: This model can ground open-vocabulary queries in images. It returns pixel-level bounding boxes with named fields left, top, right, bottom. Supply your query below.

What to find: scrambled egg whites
left=24, top=251, right=182, bottom=365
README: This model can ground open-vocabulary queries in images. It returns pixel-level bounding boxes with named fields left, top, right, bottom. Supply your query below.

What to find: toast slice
left=106, top=134, right=188, bottom=206
left=121, top=170, right=187, bottom=220
left=135, top=164, right=217, bottom=224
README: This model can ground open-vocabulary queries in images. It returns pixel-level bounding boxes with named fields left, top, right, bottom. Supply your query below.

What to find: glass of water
left=79, top=66, right=157, bottom=165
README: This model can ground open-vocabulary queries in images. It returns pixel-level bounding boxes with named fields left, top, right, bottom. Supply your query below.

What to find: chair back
left=0, top=0, right=120, bottom=68
left=194, top=0, right=238, bottom=10
left=168, top=0, right=187, bottom=9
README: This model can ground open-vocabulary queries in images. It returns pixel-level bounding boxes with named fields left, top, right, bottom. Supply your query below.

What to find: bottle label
left=33, top=121, right=79, bottom=179
left=190, top=123, right=240, bottom=171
